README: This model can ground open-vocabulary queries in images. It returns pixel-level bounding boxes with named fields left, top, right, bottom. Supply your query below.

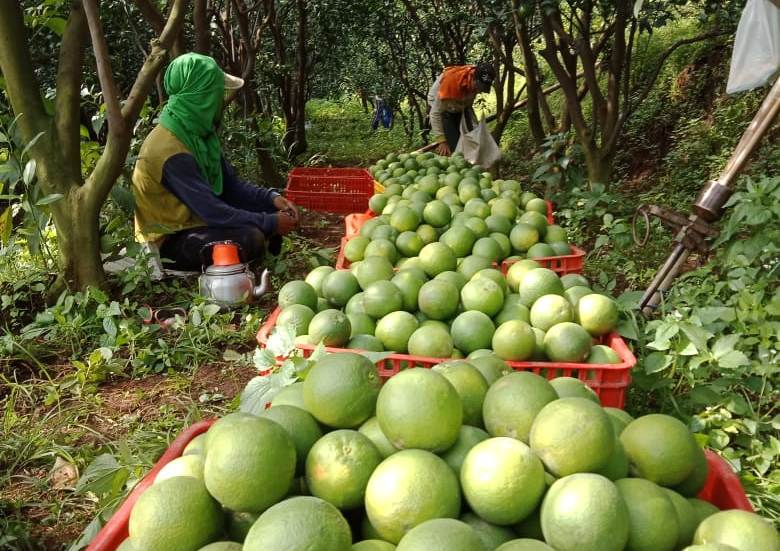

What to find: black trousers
left=442, top=109, right=475, bottom=150
left=159, top=226, right=275, bottom=271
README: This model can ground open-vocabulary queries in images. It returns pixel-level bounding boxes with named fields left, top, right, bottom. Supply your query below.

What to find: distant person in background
left=371, top=94, right=394, bottom=131
left=427, top=63, right=495, bottom=156
left=132, top=53, right=299, bottom=271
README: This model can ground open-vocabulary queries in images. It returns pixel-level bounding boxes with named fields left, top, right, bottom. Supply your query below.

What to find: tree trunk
left=53, top=186, right=105, bottom=290
left=583, top=149, right=614, bottom=188
left=513, top=10, right=545, bottom=146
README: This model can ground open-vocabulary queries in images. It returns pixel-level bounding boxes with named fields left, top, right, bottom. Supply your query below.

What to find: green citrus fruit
left=530, top=397, right=614, bottom=476
left=616, top=478, right=680, bottom=551
left=365, top=450, right=461, bottom=543
left=348, top=313, right=376, bottom=337
left=544, top=225, right=568, bottom=243
left=587, top=344, right=621, bottom=364
left=271, top=382, right=306, bottom=409
left=469, top=355, right=509, bottom=385
left=433, top=361, right=489, bottom=426
left=529, top=294, right=574, bottom=331
left=435, top=270, right=467, bottom=290
left=129, top=477, right=223, bottom=550
left=423, top=200, right=452, bottom=227
left=204, top=416, right=296, bottom=513
left=440, top=425, right=489, bottom=476
left=363, top=280, right=404, bottom=318
left=375, top=311, right=419, bottom=352
left=541, top=473, right=629, bottom=551
left=322, top=270, right=360, bottom=307
left=408, top=325, right=454, bottom=358
left=560, top=274, right=589, bottom=289
left=564, top=286, right=593, bottom=308
left=396, top=518, right=481, bottom=550
left=345, top=236, right=371, bottom=263
left=473, top=237, right=503, bottom=262
left=578, top=294, right=619, bottom=336
left=441, top=225, right=477, bottom=257
left=352, top=541, right=397, bottom=551
left=154, top=454, right=204, bottom=485
left=243, top=496, right=352, bottom=550
left=261, top=405, right=323, bottom=474
left=451, top=311, right=496, bottom=354
left=693, top=509, right=780, bottom=551
left=365, top=238, right=399, bottom=264
left=620, top=414, right=702, bottom=486
left=461, top=278, right=505, bottom=317
left=418, top=279, right=460, bottom=320
left=376, top=368, right=462, bottom=451
left=518, top=268, right=564, bottom=307
left=496, top=539, right=556, bottom=550
left=664, top=488, right=699, bottom=550
left=483, top=372, right=557, bottom=442
left=506, top=259, right=542, bottom=293
left=543, top=322, right=592, bottom=362
left=492, top=320, right=536, bottom=361
left=278, top=280, right=318, bottom=311
left=303, top=352, right=381, bottom=428
left=549, top=377, right=600, bottom=403
left=277, top=304, right=315, bottom=336
left=509, top=224, right=540, bottom=253
left=356, top=255, right=396, bottom=292
left=359, top=416, right=399, bottom=458
left=308, top=309, right=352, bottom=347
left=461, top=437, right=546, bottom=524
left=348, top=334, right=385, bottom=352
left=457, top=254, right=494, bottom=280
left=419, top=242, right=457, bottom=276
left=392, top=271, right=425, bottom=312
left=306, top=429, right=382, bottom=510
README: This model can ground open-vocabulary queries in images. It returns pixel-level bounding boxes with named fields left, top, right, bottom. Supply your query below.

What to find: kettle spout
left=253, top=268, right=271, bottom=298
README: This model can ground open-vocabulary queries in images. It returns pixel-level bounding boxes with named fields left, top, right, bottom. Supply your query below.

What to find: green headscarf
left=160, top=53, right=225, bottom=195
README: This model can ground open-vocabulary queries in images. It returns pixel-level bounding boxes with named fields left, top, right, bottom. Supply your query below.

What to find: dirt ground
left=0, top=208, right=347, bottom=550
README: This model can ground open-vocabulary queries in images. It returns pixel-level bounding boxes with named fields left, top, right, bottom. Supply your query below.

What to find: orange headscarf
left=437, top=65, right=476, bottom=101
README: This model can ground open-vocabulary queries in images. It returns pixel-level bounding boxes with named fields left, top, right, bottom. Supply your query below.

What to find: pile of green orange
left=121, top=351, right=778, bottom=550
left=276, top=257, right=620, bottom=364
left=362, top=153, right=573, bottom=266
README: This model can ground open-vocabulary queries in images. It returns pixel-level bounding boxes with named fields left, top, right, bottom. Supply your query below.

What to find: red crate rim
left=86, top=419, right=217, bottom=551
left=502, top=244, right=587, bottom=268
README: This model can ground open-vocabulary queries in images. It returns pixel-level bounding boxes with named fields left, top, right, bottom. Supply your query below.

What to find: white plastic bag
left=727, top=0, right=780, bottom=94
left=455, top=115, right=502, bottom=169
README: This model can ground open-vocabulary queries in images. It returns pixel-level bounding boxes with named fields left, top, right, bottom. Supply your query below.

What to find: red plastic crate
left=87, top=431, right=752, bottom=550
left=501, top=245, right=586, bottom=276
left=344, top=201, right=555, bottom=238
left=257, top=307, right=635, bottom=408
left=285, top=168, right=374, bottom=214
left=86, top=419, right=216, bottom=551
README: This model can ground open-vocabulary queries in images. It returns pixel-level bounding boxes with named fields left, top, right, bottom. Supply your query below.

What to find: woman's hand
left=435, top=142, right=452, bottom=156
left=275, top=212, right=298, bottom=235
left=273, top=195, right=299, bottom=223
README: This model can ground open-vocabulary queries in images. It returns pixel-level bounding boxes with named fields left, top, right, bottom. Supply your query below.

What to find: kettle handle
left=199, top=240, right=246, bottom=270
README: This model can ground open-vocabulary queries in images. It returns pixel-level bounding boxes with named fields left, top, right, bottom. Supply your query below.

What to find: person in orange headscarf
left=426, top=63, right=496, bottom=156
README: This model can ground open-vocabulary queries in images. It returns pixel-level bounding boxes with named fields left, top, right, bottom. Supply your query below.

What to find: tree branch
left=82, top=0, right=127, bottom=137
left=624, top=28, right=729, bottom=123
left=133, top=0, right=184, bottom=56
left=0, top=0, right=50, bottom=146
left=122, top=0, right=190, bottom=123
left=54, top=1, right=89, bottom=183
left=194, top=0, right=210, bottom=53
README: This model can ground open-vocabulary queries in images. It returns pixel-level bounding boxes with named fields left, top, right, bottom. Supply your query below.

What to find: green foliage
left=631, top=176, right=780, bottom=522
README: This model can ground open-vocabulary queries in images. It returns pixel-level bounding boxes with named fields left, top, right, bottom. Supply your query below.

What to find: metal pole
left=640, top=76, right=780, bottom=315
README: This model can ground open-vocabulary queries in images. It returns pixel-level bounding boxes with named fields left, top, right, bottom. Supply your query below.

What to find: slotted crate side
left=257, top=307, right=634, bottom=408
left=285, top=168, right=374, bottom=214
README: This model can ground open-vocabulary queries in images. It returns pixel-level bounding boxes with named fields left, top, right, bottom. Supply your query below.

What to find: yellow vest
left=132, top=125, right=205, bottom=243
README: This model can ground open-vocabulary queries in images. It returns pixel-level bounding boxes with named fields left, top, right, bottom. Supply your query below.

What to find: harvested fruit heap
left=120, top=351, right=780, bottom=550
left=277, top=260, right=618, bottom=363
left=359, top=151, right=574, bottom=269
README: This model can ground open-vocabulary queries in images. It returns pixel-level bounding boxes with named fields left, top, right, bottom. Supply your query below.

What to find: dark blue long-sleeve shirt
left=161, top=154, right=280, bottom=235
